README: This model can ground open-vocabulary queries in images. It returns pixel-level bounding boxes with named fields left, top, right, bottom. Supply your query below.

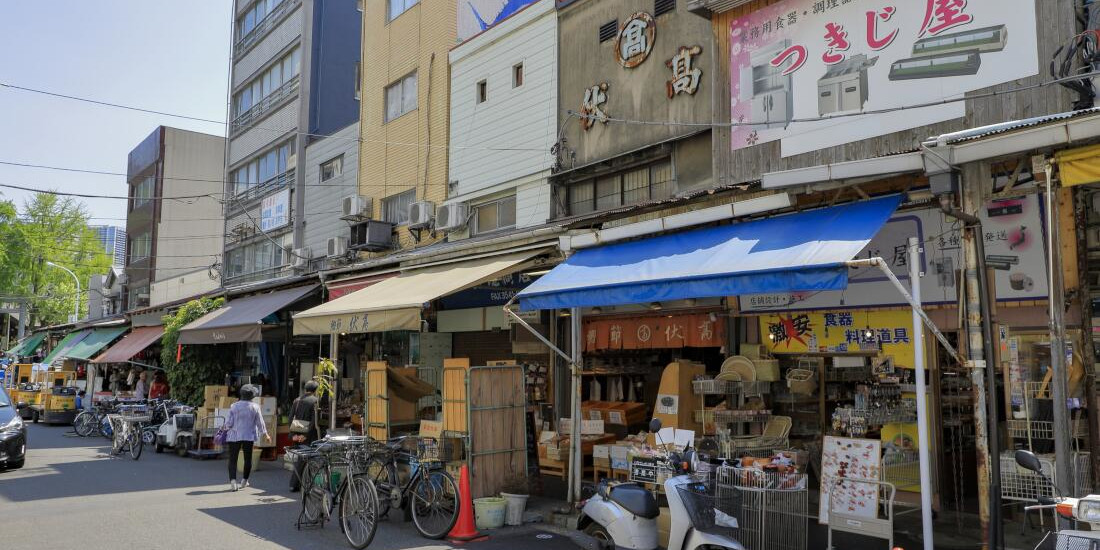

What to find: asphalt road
left=0, top=423, right=580, bottom=550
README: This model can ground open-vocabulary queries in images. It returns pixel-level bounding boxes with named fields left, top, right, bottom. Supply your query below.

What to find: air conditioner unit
left=407, top=200, right=436, bottom=229
left=350, top=220, right=394, bottom=252
left=341, top=195, right=373, bottom=220
left=436, top=202, right=470, bottom=233
left=327, top=237, right=348, bottom=257
left=292, top=247, right=312, bottom=268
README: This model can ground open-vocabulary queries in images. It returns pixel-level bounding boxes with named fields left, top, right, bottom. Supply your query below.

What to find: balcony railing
left=234, top=0, right=300, bottom=58
left=228, top=167, right=294, bottom=210
left=231, top=76, right=299, bottom=134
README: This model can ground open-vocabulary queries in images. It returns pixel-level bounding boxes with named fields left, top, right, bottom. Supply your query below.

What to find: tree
left=4, top=194, right=110, bottom=327
left=161, top=297, right=228, bottom=406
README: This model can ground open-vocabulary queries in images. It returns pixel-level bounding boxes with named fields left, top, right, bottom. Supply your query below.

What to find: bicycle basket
left=1055, top=533, right=1100, bottom=550
left=675, top=479, right=740, bottom=538
left=417, top=436, right=464, bottom=463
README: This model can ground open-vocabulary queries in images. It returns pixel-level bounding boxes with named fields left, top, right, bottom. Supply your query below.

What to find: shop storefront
left=89, top=325, right=166, bottom=401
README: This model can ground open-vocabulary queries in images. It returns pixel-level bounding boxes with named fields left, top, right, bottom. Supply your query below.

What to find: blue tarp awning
left=517, top=195, right=902, bottom=310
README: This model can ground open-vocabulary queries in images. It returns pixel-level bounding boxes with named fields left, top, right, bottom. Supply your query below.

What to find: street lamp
left=46, top=261, right=81, bottom=323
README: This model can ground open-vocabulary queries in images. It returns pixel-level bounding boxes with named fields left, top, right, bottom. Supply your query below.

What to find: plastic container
left=501, top=493, right=529, bottom=526
left=473, top=497, right=507, bottom=529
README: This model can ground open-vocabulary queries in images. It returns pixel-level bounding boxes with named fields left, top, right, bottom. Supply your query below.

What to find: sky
left=0, top=1, right=232, bottom=224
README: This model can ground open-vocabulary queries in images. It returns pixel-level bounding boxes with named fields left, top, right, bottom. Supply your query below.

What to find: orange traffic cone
left=448, top=464, right=487, bottom=542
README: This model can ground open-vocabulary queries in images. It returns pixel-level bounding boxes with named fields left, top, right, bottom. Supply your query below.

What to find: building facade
left=224, top=0, right=361, bottom=284
left=124, top=126, right=224, bottom=310
left=92, top=225, right=127, bottom=268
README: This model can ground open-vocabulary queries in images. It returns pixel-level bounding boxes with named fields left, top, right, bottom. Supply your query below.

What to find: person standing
left=289, top=381, right=320, bottom=492
left=133, top=371, right=148, bottom=400
left=148, top=372, right=169, bottom=400
left=225, top=385, right=270, bottom=491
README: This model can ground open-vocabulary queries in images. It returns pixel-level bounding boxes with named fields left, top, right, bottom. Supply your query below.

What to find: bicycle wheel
left=363, top=457, right=398, bottom=518
left=141, top=426, right=157, bottom=446
left=300, top=461, right=326, bottom=524
left=73, top=412, right=93, bottom=437
left=340, top=475, right=380, bottom=549
left=128, top=428, right=143, bottom=460
left=100, top=415, right=113, bottom=439
left=410, top=469, right=459, bottom=539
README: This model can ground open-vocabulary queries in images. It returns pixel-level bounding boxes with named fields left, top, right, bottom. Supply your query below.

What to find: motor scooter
left=1014, top=449, right=1100, bottom=548
left=578, top=419, right=745, bottom=550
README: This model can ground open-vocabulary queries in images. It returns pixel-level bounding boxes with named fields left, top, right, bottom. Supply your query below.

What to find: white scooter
left=578, top=419, right=745, bottom=550
left=1014, top=449, right=1100, bottom=549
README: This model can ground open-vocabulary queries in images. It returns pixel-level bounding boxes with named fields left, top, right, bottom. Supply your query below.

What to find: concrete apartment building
left=125, top=126, right=224, bottom=310
left=224, top=0, right=361, bottom=284
left=445, top=0, right=556, bottom=239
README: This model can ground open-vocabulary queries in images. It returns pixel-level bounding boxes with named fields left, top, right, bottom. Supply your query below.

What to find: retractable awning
left=293, top=250, right=543, bottom=335
left=178, top=285, right=318, bottom=345
left=63, top=327, right=128, bottom=361
left=516, top=195, right=902, bottom=310
left=41, top=330, right=91, bottom=366
left=5, top=332, right=46, bottom=357
left=92, top=325, right=165, bottom=364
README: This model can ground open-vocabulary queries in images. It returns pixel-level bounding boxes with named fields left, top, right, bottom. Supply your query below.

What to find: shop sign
left=615, top=12, right=656, bottom=68
left=667, top=45, right=703, bottom=98
left=583, top=313, right=724, bottom=351
left=758, top=309, right=916, bottom=368
left=729, top=0, right=1037, bottom=157
left=260, top=188, right=290, bottom=232
left=742, top=193, right=1049, bottom=312
left=580, top=83, right=610, bottom=130
left=630, top=456, right=659, bottom=483
left=438, top=272, right=538, bottom=310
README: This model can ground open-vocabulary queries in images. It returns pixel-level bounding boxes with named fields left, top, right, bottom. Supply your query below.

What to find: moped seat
left=607, top=483, right=659, bottom=519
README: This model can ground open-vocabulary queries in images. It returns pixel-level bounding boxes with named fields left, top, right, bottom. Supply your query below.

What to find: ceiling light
left=649, top=302, right=663, bottom=311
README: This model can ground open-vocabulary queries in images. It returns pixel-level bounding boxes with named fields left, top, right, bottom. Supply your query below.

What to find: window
left=388, top=0, right=418, bottom=21
left=568, top=160, right=675, bottom=215
left=385, top=72, right=418, bottom=122
left=476, top=80, right=487, bottom=104
left=320, top=156, right=343, bottom=182
left=473, top=196, right=517, bottom=235
left=512, top=63, right=524, bottom=88
left=354, top=62, right=362, bottom=100
left=225, top=234, right=290, bottom=279
left=236, top=0, right=285, bottom=39
left=232, top=138, right=295, bottom=196
left=382, top=189, right=416, bottom=225
left=132, top=176, right=155, bottom=209
left=129, top=232, right=152, bottom=262
left=233, top=47, right=300, bottom=117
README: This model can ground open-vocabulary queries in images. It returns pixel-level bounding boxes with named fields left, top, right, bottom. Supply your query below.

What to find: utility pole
left=1042, top=158, right=1073, bottom=524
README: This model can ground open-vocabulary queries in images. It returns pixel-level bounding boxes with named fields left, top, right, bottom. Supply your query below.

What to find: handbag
left=213, top=426, right=228, bottom=446
left=289, top=398, right=315, bottom=435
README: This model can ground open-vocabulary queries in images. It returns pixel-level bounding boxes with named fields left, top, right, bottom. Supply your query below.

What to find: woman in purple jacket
left=225, top=385, right=270, bottom=491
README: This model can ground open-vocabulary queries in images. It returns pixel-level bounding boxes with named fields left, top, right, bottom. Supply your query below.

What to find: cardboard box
left=610, top=445, right=631, bottom=470
left=257, top=397, right=277, bottom=417
left=256, top=414, right=277, bottom=448
left=218, top=396, right=238, bottom=409
left=203, top=385, right=228, bottom=405
left=593, top=444, right=611, bottom=459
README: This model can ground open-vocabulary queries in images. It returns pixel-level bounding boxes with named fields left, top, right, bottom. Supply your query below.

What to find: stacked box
left=203, top=385, right=228, bottom=405
left=218, top=396, right=238, bottom=409
left=257, top=414, right=277, bottom=448
left=257, top=397, right=277, bottom=417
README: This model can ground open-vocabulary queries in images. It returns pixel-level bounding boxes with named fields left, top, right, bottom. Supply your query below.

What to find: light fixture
left=708, top=312, right=718, bottom=322
left=768, top=333, right=776, bottom=341
left=559, top=310, right=571, bottom=317
left=527, top=269, right=552, bottom=276
left=684, top=298, right=697, bottom=307
left=591, top=307, right=603, bottom=315
left=864, top=327, right=874, bottom=340
left=649, top=302, right=663, bottom=311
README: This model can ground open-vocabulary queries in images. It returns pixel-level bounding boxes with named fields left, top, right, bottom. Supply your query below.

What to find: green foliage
left=0, top=193, right=111, bottom=326
left=160, top=297, right=228, bottom=406
left=314, top=357, right=338, bottom=399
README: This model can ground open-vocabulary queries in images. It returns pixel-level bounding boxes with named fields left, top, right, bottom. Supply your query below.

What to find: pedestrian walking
left=225, top=384, right=270, bottom=491
left=289, top=380, right=320, bottom=492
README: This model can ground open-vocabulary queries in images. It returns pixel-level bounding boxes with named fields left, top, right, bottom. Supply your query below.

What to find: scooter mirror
left=1015, top=449, right=1043, bottom=473
left=649, top=418, right=662, bottom=433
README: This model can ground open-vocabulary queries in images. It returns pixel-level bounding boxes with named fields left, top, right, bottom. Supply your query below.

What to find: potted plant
left=500, top=473, right=530, bottom=526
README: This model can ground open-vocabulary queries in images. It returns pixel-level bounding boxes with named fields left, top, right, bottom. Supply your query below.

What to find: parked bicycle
left=107, top=405, right=150, bottom=460
left=74, top=398, right=121, bottom=438
left=362, top=435, right=461, bottom=540
left=287, top=435, right=381, bottom=549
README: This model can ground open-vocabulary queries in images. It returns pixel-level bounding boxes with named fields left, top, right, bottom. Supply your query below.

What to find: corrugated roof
left=933, top=107, right=1100, bottom=145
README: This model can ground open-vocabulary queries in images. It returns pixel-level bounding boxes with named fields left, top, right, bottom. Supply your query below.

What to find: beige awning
left=293, top=250, right=543, bottom=335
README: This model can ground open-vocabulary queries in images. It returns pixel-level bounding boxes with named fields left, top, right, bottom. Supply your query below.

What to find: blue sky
left=0, top=1, right=232, bottom=223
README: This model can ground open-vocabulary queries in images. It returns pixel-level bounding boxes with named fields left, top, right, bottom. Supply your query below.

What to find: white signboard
left=729, top=0, right=1038, bottom=157
left=819, top=436, right=882, bottom=525
left=260, top=189, right=290, bottom=232
left=742, top=192, right=1049, bottom=312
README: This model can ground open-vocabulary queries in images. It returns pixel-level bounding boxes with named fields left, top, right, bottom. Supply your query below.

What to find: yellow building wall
left=359, top=0, right=455, bottom=255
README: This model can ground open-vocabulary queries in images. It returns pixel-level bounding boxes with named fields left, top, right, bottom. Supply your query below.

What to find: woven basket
left=786, top=368, right=817, bottom=396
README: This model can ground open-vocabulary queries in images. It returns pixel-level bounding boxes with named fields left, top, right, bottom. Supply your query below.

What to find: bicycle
left=362, top=436, right=461, bottom=540
left=107, top=406, right=149, bottom=460
left=74, top=399, right=122, bottom=438
left=289, top=436, right=381, bottom=549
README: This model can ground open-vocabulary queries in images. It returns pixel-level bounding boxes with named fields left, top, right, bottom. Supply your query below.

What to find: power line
left=0, top=182, right=223, bottom=202
left=0, top=81, right=548, bottom=153
left=0, top=159, right=364, bottom=189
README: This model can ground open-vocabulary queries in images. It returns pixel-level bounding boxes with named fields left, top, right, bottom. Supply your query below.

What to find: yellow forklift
left=10, top=365, right=44, bottom=420
left=27, top=369, right=79, bottom=424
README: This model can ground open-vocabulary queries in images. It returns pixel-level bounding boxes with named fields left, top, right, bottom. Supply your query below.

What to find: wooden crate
left=466, top=364, right=527, bottom=499
left=364, top=362, right=426, bottom=440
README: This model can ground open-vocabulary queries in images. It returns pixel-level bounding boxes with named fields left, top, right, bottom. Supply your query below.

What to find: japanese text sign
left=730, top=0, right=1037, bottom=157
left=583, top=313, right=725, bottom=352
left=260, top=188, right=290, bottom=232
left=758, top=309, right=916, bottom=368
